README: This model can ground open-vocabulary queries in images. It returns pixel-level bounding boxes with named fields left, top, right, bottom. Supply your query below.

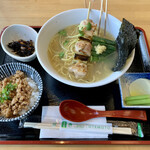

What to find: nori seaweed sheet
left=113, top=18, right=139, bottom=71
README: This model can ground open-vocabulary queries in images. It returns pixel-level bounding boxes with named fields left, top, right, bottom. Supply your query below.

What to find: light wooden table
left=0, top=0, right=150, bottom=149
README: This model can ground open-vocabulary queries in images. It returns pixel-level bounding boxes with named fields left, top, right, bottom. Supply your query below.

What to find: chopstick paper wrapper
left=24, top=121, right=133, bottom=135
left=107, top=120, right=144, bottom=138
left=39, top=106, right=108, bottom=139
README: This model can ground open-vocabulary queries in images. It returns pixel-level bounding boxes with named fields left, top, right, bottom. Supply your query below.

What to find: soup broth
left=48, top=25, right=117, bottom=83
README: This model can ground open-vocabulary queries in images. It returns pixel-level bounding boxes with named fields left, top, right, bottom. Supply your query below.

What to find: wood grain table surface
left=0, top=0, right=150, bottom=149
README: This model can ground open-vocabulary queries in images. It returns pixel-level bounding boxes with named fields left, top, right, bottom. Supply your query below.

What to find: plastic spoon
left=59, top=100, right=147, bottom=122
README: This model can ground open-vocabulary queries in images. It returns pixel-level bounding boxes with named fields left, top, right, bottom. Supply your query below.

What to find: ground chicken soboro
left=0, top=71, right=32, bottom=118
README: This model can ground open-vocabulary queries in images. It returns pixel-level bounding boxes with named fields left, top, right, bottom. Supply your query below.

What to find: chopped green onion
left=79, top=30, right=84, bottom=37
left=86, top=22, right=92, bottom=30
left=59, top=51, right=65, bottom=59
left=0, top=82, right=17, bottom=103
left=58, top=30, right=67, bottom=36
left=63, top=40, right=69, bottom=46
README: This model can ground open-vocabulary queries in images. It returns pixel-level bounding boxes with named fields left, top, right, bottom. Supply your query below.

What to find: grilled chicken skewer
left=68, top=1, right=97, bottom=79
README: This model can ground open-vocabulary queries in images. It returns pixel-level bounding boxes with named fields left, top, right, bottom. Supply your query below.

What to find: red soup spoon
left=59, top=100, right=147, bottom=122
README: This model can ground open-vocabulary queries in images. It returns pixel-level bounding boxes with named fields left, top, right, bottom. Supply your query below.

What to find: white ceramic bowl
left=1, top=24, right=37, bottom=62
left=0, top=62, right=43, bottom=122
left=36, top=8, right=135, bottom=88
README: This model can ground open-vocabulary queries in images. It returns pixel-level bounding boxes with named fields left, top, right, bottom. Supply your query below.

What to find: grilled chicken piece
left=79, top=19, right=97, bottom=39
left=75, top=40, right=92, bottom=57
left=69, top=61, right=87, bottom=78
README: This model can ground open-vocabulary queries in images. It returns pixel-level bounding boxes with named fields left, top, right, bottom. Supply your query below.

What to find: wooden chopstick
left=24, top=122, right=132, bottom=135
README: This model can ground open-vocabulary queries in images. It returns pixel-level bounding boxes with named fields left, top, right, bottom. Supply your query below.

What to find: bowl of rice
left=0, top=63, right=43, bottom=122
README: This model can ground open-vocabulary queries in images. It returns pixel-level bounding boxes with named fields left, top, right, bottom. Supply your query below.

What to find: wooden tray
left=0, top=26, right=150, bottom=145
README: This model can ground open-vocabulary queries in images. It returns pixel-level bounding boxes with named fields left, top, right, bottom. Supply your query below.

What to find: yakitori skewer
left=104, top=0, right=108, bottom=36
left=98, top=0, right=104, bottom=35
left=87, top=1, right=91, bottom=20
left=85, top=0, right=95, bottom=8
left=98, top=0, right=108, bottom=36
left=84, top=0, right=87, bottom=8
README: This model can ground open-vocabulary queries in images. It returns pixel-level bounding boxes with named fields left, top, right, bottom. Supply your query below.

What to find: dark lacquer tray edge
left=1, top=140, right=150, bottom=145
left=136, top=27, right=150, bottom=72
left=0, top=26, right=150, bottom=145
left=136, top=27, right=150, bottom=56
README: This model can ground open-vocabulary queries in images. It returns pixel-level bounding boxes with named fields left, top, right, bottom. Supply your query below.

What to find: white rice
left=26, top=77, right=39, bottom=107
left=19, top=77, right=39, bottom=115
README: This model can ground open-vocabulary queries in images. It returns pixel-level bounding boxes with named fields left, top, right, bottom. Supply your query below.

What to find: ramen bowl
left=36, top=8, right=135, bottom=88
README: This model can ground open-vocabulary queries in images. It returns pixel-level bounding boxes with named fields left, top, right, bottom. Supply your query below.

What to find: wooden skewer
left=98, top=0, right=104, bottom=35
left=85, top=0, right=95, bottom=8
left=104, top=0, right=108, bottom=36
left=87, top=1, right=91, bottom=20
left=84, top=0, right=87, bottom=8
